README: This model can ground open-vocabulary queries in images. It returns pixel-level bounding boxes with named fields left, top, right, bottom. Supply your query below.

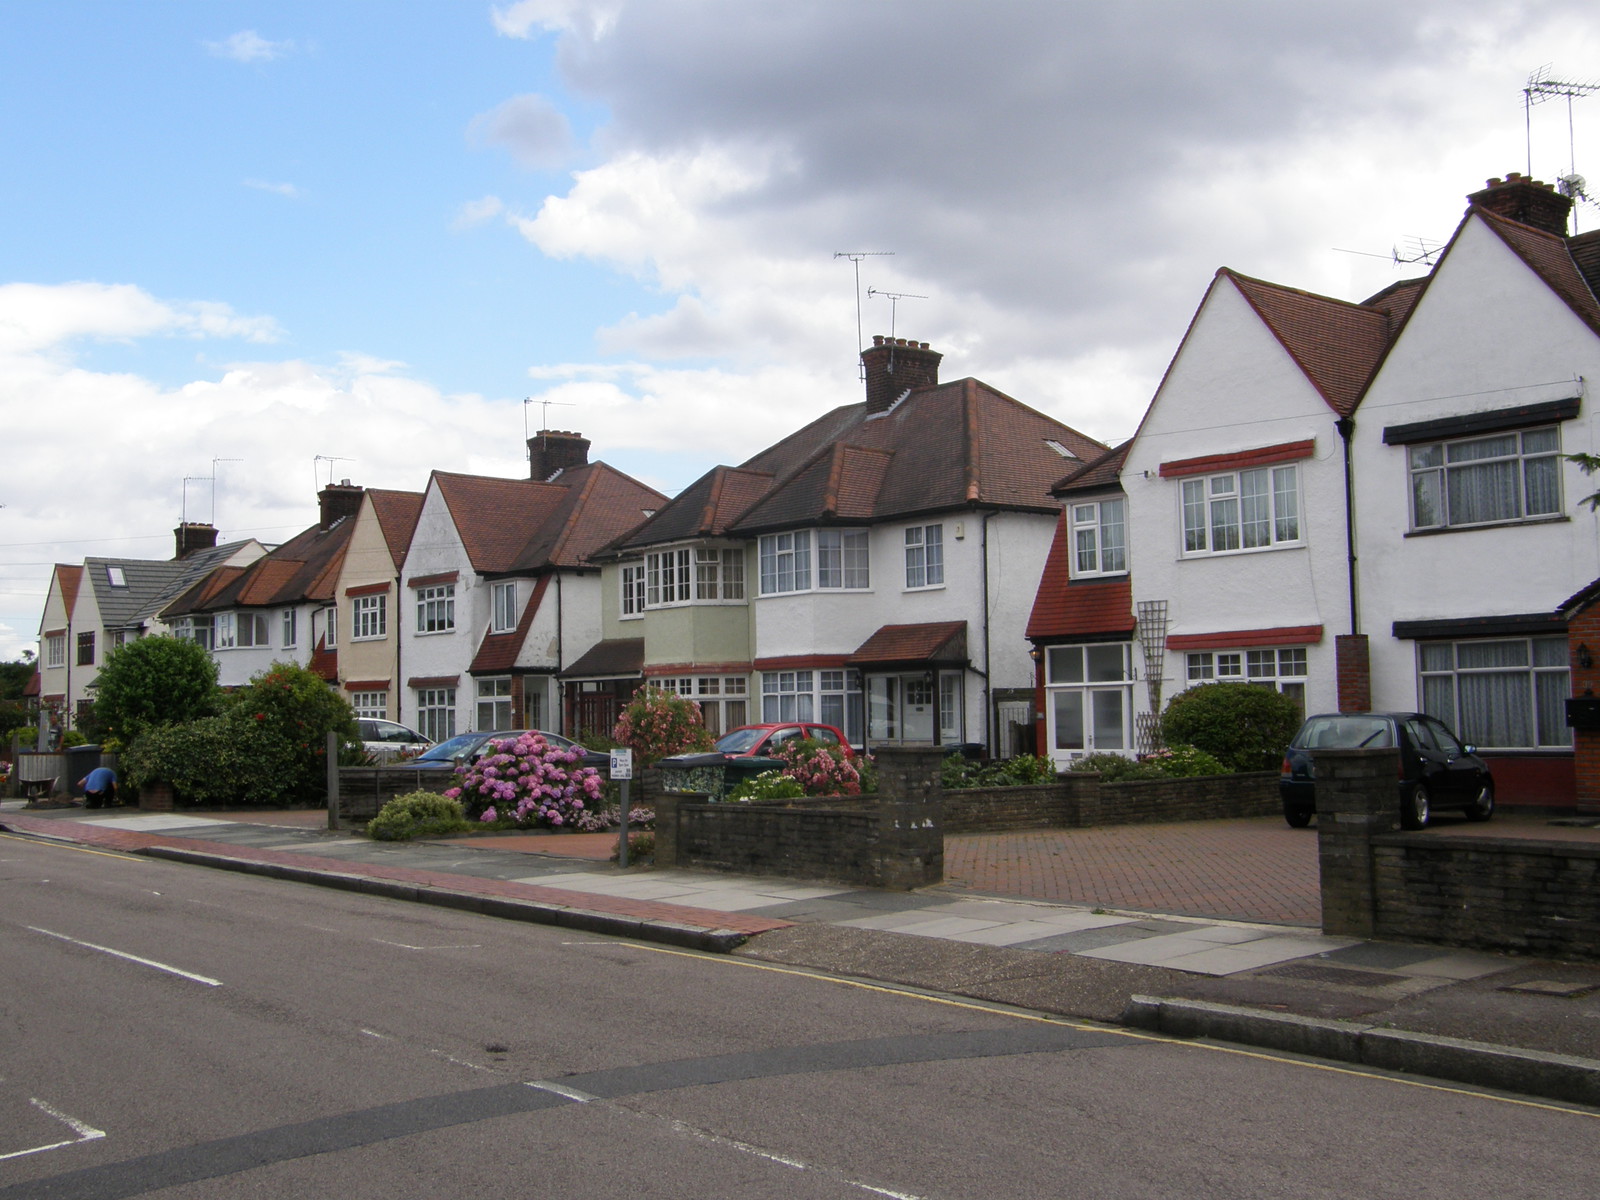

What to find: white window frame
left=654, top=674, right=749, bottom=738
left=416, top=584, right=455, bottom=634
left=174, top=616, right=214, bottom=650
left=1408, top=426, right=1562, bottom=531
left=694, top=547, right=745, bottom=602
left=620, top=564, right=646, bottom=618
left=1181, top=465, right=1301, bottom=555
left=761, top=670, right=815, bottom=721
left=647, top=548, right=693, bottom=606
left=491, top=582, right=518, bottom=633
left=325, top=605, right=338, bottom=648
left=1044, top=642, right=1135, bottom=761
left=476, top=676, right=513, bottom=730
left=416, top=687, right=457, bottom=743
left=1070, top=498, right=1126, bottom=577
left=235, top=612, right=270, bottom=648
left=1186, top=647, right=1307, bottom=711
left=759, top=532, right=812, bottom=595
left=1418, top=635, right=1570, bottom=750
left=352, top=594, right=387, bottom=641
left=904, top=524, right=944, bottom=589
left=817, top=530, right=870, bottom=590
left=351, top=691, right=387, bottom=720
left=215, top=612, right=236, bottom=649
left=282, top=608, right=298, bottom=648
left=45, top=633, right=65, bottom=668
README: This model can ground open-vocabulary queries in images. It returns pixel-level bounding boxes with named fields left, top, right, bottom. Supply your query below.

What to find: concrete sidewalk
left=5, top=802, right=1599, bottom=1109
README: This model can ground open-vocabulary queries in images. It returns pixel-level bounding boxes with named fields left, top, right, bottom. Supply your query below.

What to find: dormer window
left=1071, top=498, right=1126, bottom=576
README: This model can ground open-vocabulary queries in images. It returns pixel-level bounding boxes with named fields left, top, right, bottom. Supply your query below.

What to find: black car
left=408, top=730, right=609, bottom=773
left=1278, top=711, right=1495, bottom=830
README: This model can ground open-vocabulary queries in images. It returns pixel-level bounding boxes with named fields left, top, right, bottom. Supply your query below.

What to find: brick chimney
left=1467, top=173, right=1573, bottom=237
left=528, top=430, right=590, bottom=480
left=174, top=522, right=219, bottom=560
left=318, top=479, right=364, bottom=530
left=861, top=336, right=942, bottom=415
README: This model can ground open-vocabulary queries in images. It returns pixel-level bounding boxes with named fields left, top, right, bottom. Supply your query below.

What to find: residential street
left=2, top=835, right=1595, bottom=1199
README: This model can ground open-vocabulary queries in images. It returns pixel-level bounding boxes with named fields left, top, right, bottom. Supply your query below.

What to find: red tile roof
left=368, top=489, right=424, bottom=570
left=55, top=564, right=83, bottom=616
left=1026, top=512, right=1136, bottom=640
left=469, top=575, right=549, bottom=674
left=848, top=620, right=968, bottom=665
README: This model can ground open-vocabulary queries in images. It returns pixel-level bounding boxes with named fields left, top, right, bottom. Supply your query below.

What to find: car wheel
left=1282, top=800, right=1313, bottom=828
left=1465, top=779, right=1495, bottom=822
left=1401, top=782, right=1430, bottom=830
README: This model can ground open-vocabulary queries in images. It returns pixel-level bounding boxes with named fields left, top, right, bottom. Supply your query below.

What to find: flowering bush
left=574, top=805, right=655, bottom=831
left=775, top=737, right=862, bottom=796
left=611, top=686, right=714, bottom=765
left=445, top=731, right=604, bottom=829
left=726, top=769, right=807, bottom=803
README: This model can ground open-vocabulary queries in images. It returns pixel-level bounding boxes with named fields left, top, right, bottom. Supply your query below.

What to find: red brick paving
left=0, top=813, right=789, bottom=937
left=944, top=818, right=1325, bottom=926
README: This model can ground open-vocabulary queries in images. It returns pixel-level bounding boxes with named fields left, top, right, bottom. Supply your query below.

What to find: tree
left=1160, top=682, right=1304, bottom=773
left=92, top=636, right=220, bottom=744
left=0, top=653, right=35, bottom=702
left=226, top=661, right=361, bottom=806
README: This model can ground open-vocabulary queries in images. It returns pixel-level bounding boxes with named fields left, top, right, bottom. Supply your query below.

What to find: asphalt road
left=1, top=832, right=1595, bottom=1199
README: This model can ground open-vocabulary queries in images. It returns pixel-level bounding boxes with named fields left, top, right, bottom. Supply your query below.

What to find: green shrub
left=1067, top=752, right=1167, bottom=781
left=226, top=662, right=361, bottom=805
left=92, top=635, right=220, bottom=742
left=367, top=791, right=470, bottom=841
left=122, top=714, right=273, bottom=805
left=612, top=831, right=654, bottom=862
left=942, top=753, right=1059, bottom=789
left=727, top=769, right=807, bottom=802
left=1161, top=683, right=1302, bottom=773
left=1141, top=743, right=1229, bottom=776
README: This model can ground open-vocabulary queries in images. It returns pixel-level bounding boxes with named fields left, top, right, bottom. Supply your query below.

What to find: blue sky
left=3, top=1, right=1599, bottom=659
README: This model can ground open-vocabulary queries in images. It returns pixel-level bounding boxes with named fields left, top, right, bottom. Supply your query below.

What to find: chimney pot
left=859, top=335, right=942, bottom=415
left=318, top=481, right=364, bottom=530
left=1468, top=170, right=1572, bottom=236
left=528, top=429, right=591, bottom=480
left=174, top=522, right=219, bottom=560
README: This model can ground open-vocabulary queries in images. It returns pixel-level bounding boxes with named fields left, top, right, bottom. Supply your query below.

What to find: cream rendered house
left=331, top=488, right=424, bottom=724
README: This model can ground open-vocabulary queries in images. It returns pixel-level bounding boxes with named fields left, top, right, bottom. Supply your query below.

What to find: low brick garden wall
left=333, top=767, right=456, bottom=825
left=943, top=771, right=1279, bottom=833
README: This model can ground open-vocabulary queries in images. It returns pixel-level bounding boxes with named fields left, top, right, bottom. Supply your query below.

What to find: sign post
left=609, top=748, right=634, bottom=867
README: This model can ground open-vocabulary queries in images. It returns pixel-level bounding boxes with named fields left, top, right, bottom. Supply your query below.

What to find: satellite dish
left=1559, top=172, right=1590, bottom=200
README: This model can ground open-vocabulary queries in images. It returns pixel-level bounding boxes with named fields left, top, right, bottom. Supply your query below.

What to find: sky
left=4, top=0, right=1600, bottom=660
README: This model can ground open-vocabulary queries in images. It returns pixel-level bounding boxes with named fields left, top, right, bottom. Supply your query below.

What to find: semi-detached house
left=1029, top=172, right=1600, bottom=811
left=576, top=337, right=1106, bottom=753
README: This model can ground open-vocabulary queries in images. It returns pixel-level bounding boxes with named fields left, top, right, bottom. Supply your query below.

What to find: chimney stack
left=860, top=336, right=942, bottom=415
left=1467, top=173, right=1573, bottom=237
left=174, top=522, right=219, bottom=560
left=318, top=479, right=364, bottom=530
left=528, top=430, right=591, bottom=480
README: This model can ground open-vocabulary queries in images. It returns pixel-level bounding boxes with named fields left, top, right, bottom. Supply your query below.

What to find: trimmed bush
left=1067, top=752, right=1167, bottom=782
left=942, top=753, right=1059, bottom=789
left=1161, top=682, right=1303, bottom=773
left=92, top=635, right=220, bottom=742
left=368, top=791, right=470, bottom=841
left=1140, top=743, right=1229, bottom=776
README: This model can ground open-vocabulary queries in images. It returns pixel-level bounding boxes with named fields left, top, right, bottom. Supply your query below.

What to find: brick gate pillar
left=873, top=746, right=944, bottom=889
left=1312, top=746, right=1399, bottom=938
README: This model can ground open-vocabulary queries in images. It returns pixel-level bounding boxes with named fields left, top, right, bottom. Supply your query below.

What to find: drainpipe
left=981, top=509, right=995, bottom=753
left=1336, top=416, right=1359, bottom=634
left=555, top=572, right=564, bottom=734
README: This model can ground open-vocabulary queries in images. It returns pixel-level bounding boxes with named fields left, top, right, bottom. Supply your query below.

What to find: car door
left=1423, top=717, right=1480, bottom=807
left=1401, top=717, right=1456, bottom=804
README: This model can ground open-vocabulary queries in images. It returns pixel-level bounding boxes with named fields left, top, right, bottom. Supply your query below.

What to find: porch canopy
left=847, top=620, right=968, bottom=668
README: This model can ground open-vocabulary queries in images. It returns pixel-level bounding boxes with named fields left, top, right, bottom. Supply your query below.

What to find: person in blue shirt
left=79, top=765, right=117, bottom=809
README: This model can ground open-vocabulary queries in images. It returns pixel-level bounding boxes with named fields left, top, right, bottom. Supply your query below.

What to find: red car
left=713, top=723, right=854, bottom=759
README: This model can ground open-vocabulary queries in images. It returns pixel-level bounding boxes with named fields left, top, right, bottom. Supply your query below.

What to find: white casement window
left=173, top=616, right=214, bottom=650
left=214, top=613, right=236, bottom=649
left=325, top=606, right=338, bottom=648
left=819, top=669, right=865, bottom=744
left=416, top=584, right=455, bottom=633
left=476, top=677, right=513, bottom=730
left=353, top=594, right=387, bottom=640
left=1046, top=643, right=1134, bottom=760
left=1182, top=466, right=1300, bottom=554
left=1409, top=427, right=1561, bottom=530
left=621, top=564, right=646, bottom=618
left=491, top=582, right=518, bottom=633
left=1419, top=636, right=1570, bottom=749
left=351, top=691, right=387, bottom=719
left=1071, top=498, right=1126, bottom=576
left=759, top=532, right=812, bottom=595
left=235, top=613, right=270, bottom=648
left=694, top=547, right=745, bottom=601
left=653, top=674, right=749, bottom=737
left=761, top=670, right=815, bottom=721
left=282, top=608, right=298, bottom=648
left=416, top=688, right=457, bottom=742
left=1186, top=647, right=1307, bottom=711
left=647, top=548, right=693, bottom=606
left=45, top=634, right=65, bottom=668
left=904, top=524, right=944, bottom=588
left=817, top=530, right=870, bottom=589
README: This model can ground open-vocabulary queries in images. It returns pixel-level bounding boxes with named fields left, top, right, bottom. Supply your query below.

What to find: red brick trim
left=344, top=582, right=391, bottom=597
left=343, top=679, right=391, bottom=691
left=646, top=662, right=756, bottom=676
left=1158, top=439, right=1315, bottom=479
left=407, top=571, right=459, bottom=589
left=1166, top=625, right=1323, bottom=650
left=42, top=627, right=66, bottom=638
left=750, top=655, right=849, bottom=671
left=406, top=674, right=460, bottom=689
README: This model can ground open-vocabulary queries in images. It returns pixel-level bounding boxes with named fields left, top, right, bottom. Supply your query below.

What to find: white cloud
left=0, top=283, right=280, bottom=355
left=206, top=30, right=294, bottom=63
left=244, top=179, right=302, bottom=199
left=468, top=94, right=574, bottom=169
left=452, top=195, right=505, bottom=229
left=491, top=1, right=619, bottom=40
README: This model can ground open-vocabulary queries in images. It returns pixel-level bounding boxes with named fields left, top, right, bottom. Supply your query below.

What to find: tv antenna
left=210, top=457, right=241, bottom=524
left=1331, top=235, right=1444, bottom=268
left=313, top=455, right=355, bottom=489
left=834, top=251, right=894, bottom=377
left=1524, top=65, right=1599, bottom=180
left=522, top=395, right=577, bottom=445
left=867, top=287, right=928, bottom=340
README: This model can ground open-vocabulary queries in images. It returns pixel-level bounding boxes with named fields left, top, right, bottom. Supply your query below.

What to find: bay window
left=1419, top=636, right=1569, bottom=749
left=759, top=532, right=812, bottom=594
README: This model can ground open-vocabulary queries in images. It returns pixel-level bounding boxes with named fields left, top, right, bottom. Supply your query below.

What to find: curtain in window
left=1445, top=435, right=1520, bottom=525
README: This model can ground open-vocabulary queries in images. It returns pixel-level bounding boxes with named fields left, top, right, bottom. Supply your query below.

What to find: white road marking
left=523, top=1080, right=928, bottom=1199
left=27, top=927, right=222, bottom=987
left=372, top=939, right=482, bottom=951
left=359, top=1029, right=392, bottom=1039
left=0, top=1098, right=106, bottom=1162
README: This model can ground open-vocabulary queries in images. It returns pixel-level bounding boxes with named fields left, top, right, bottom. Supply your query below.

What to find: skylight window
left=1046, top=440, right=1079, bottom=460
left=107, top=566, right=127, bottom=587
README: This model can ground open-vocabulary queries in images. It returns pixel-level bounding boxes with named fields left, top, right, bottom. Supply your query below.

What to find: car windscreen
left=714, top=729, right=765, bottom=753
left=415, top=733, right=481, bottom=762
left=1294, top=716, right=1393, bottom=750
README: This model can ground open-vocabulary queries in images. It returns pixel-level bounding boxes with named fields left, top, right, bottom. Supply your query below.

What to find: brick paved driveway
left=943, top=818, right=1323, bottom=926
